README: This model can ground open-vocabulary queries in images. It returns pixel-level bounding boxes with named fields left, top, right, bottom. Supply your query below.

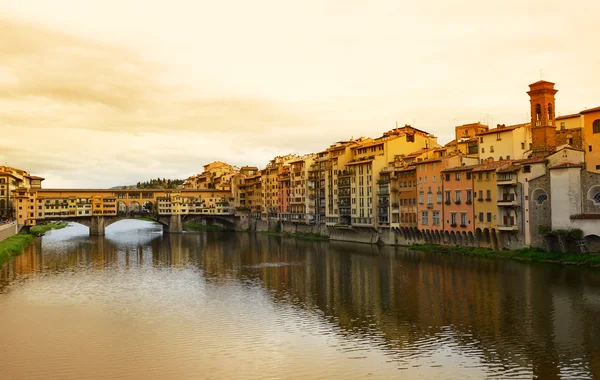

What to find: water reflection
left=2, top=220, right=600, bottom=379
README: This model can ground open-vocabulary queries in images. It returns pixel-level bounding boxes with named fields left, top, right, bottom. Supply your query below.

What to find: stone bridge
left=71, top=213, right=245, bottom=235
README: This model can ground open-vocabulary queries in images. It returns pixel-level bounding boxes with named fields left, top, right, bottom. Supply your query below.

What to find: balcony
left=450, top=223, right=457, bottom=227
left=498, top=194, right=519, bottom=207
left=477, top=198, right=484, bottom=202
left=460, top=224, right=467, bottom=228
left=454, top=200, right=461, bottom=205
left=445, top=200, right=451, bottom=205
left=497, top=224, right=519, bottom=231
left=427, top=203, right=433, bottom=209
left=497, top=176, right=517, bottom=185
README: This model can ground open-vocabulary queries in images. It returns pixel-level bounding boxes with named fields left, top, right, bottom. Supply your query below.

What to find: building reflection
left=2, top=230, right=600, bottom=378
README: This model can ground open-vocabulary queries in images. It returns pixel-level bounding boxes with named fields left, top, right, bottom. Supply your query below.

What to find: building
left=440, top=165, right=476, bottom=243
left=581, top=106, right=600, bottom=174
left=0, top=166, right=44, bottom=218
left=476, top=123, right=531, bottom=163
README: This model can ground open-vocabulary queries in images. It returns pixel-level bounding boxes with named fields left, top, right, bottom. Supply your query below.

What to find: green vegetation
left=261, top=231, right=329, bottom=241
left=136, top=178, right=184, bottom=189
left=0, top=234, right=34, bottom=267
left=137, top=217, right=157, bottom=222
left=183, top=221, right=227, bottom=231
left=30, top=222, right=68, bottom=235
left=1, top=222, right=70, bottom=267
left=410, top=244, right=600, bottom=267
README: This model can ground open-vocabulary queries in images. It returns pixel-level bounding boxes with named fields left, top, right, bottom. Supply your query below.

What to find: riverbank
left=410, top=244, right=600, bottom=268
left=262, top=231, right=329, bottom=241
left=30, top=222, right=68, bottom=236
left=0, top=222, right=68, bottom=267
left=183, top=221, right=228, bottom=231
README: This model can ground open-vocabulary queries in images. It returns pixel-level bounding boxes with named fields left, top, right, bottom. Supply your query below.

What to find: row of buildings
left=181, top=80, right=600, bottom=251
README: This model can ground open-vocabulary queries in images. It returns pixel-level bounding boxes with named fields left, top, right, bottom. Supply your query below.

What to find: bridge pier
left=163, top=214, right=182, bottom=234
left=90, top=216, right=106, bottom=236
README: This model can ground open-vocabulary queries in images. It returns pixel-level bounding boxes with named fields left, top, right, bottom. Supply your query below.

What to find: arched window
left=548, top=103, right=553, bottom=120
left=593, top=119, right=600, bottom=134
left=535, top=104, right=541, bottom=121
left=587, top=185, right=600, bottom=205
left=532, top=189, right=548, bottom=205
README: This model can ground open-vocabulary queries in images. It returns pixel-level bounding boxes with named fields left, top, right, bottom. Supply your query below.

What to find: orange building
left=441, top=165, right=476, bottom=239
left=416, top=158, right=444, bottom=232
left=395, top=166, right=417, bottom=228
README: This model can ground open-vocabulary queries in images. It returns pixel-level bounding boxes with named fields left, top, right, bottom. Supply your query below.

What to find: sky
left=1, top=0, right=599, bottom=188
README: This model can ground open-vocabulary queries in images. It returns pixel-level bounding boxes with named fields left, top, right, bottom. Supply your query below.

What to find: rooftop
left=580, top=106, right=600, bottom=114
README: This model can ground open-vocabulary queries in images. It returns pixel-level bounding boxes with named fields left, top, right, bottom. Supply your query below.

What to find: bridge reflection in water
left=1, top=222, right=600, bottom=379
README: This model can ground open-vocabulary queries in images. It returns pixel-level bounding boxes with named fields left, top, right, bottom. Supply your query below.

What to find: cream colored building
left=476, top=123, right=532, bottom=163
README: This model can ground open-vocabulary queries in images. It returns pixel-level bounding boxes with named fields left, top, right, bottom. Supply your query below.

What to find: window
left=521, top=142, right=525, bottom=149
left=445, top=190, right=451, bottom=203
left=478, top=190, right=483, bottom=200
left=421, top=211, right=429, bottom=225
left=490, top=146, right=494, bottom=153
left=455, top=190, right=461, bottom=203
left=455, top=173, right=460, bottom=180
left=485, top=172, right=490, bottom=180
left=478, top=173, right=482, bottom=180
left=466, top=172, right=471, bottom=180
left=481, top=147, right=485, bottom=153
left=433, top=175, right=436, bottom=183
left=479, top=212, right=483, bottom=222
left=590, top=146, right=593, bottom=152
left=594, top=193, right=600, bottom=204
left=427, top=193, right=432, bottom=204
left=479, top=137, right=483, bottom=143
left=466, top=190, right=472, bottom=203
left=487, top=212, right=492, bottom=222
left=486, top=190, right=492, bottom=200
left=432, top=211, right=440, bottom=225
left=450, top=213, right=457, bottom=226
left=419, top=194, right=424, bottom=204
left=460, top=212, right=467, bottom=226
left=445, top=174, right=450, bottom=181
left=560, top=122, right=566, bottom=130
left=523, top=165, right=531, bottom=173
left=594, top=120, right=600, bottom=134
left=537, top=193, right=548, bottom=204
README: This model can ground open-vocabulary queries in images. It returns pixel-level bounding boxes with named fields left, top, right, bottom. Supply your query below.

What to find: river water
left=1, top=221, right=600, bottom=379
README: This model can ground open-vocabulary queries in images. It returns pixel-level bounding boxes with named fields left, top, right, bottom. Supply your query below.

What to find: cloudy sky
left=1, top=0, right=599, bottom=188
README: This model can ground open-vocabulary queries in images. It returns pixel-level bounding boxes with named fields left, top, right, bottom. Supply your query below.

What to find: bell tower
left=527, top=80, right=558, bottom=157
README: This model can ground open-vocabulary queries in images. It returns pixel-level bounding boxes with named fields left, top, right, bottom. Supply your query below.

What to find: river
left=1, top=220, right=600, bottom=379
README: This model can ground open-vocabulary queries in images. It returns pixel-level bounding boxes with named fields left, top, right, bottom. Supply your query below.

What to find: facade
left=394, top=166, right=417, bottom=229
left=441, top=165, right=476, bottom=239
left=476, top=123, right=531, bottom=163
left=0, top=166, right=44, bottom=218
left=581, top=107, right=600, bottom=174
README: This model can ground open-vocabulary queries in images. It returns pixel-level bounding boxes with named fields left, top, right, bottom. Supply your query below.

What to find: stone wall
left=528, top=174, right=551, bottom=249
left=555, top=128, right=583, bottom=150
left=0, top=222, right=18, bottom=242
left=580, top=170, right=600, bottom=214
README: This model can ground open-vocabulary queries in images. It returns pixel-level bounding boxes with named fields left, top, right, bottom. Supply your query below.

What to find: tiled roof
left=556, top=113, right=581, bottom=120
left=441, top=164, right=480, bottom=173
left=549, top=162, right=584, bottom=170
left=476, top=123, right=528, bottom=136
left=514, top=156, right=546, bottom=165
left=570, top=214, right=600, bottom=220
left=471, top=161, right=513, bottom=172
left=394, top=165, right=416, bottom=172
left=580, top=106, right=600, bottom=114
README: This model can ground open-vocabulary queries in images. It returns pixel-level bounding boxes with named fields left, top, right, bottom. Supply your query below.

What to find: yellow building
left=183, top=161, right=240, bottom=191
left=346, top=126, right=440, bottom=228
left=0, top=166, right=44, bottom=218
left=324, top=140, right=359, bottom=226
left=581, top=106, right=600, bottom=173
left=472, top=162, right=504, bottom=234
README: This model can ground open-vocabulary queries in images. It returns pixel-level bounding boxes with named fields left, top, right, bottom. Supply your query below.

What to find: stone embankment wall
left=0, top=222, right=18, bottom=242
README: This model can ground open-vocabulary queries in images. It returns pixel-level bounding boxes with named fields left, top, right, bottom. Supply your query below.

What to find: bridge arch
left=182, top=214, right=237, bottom=230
